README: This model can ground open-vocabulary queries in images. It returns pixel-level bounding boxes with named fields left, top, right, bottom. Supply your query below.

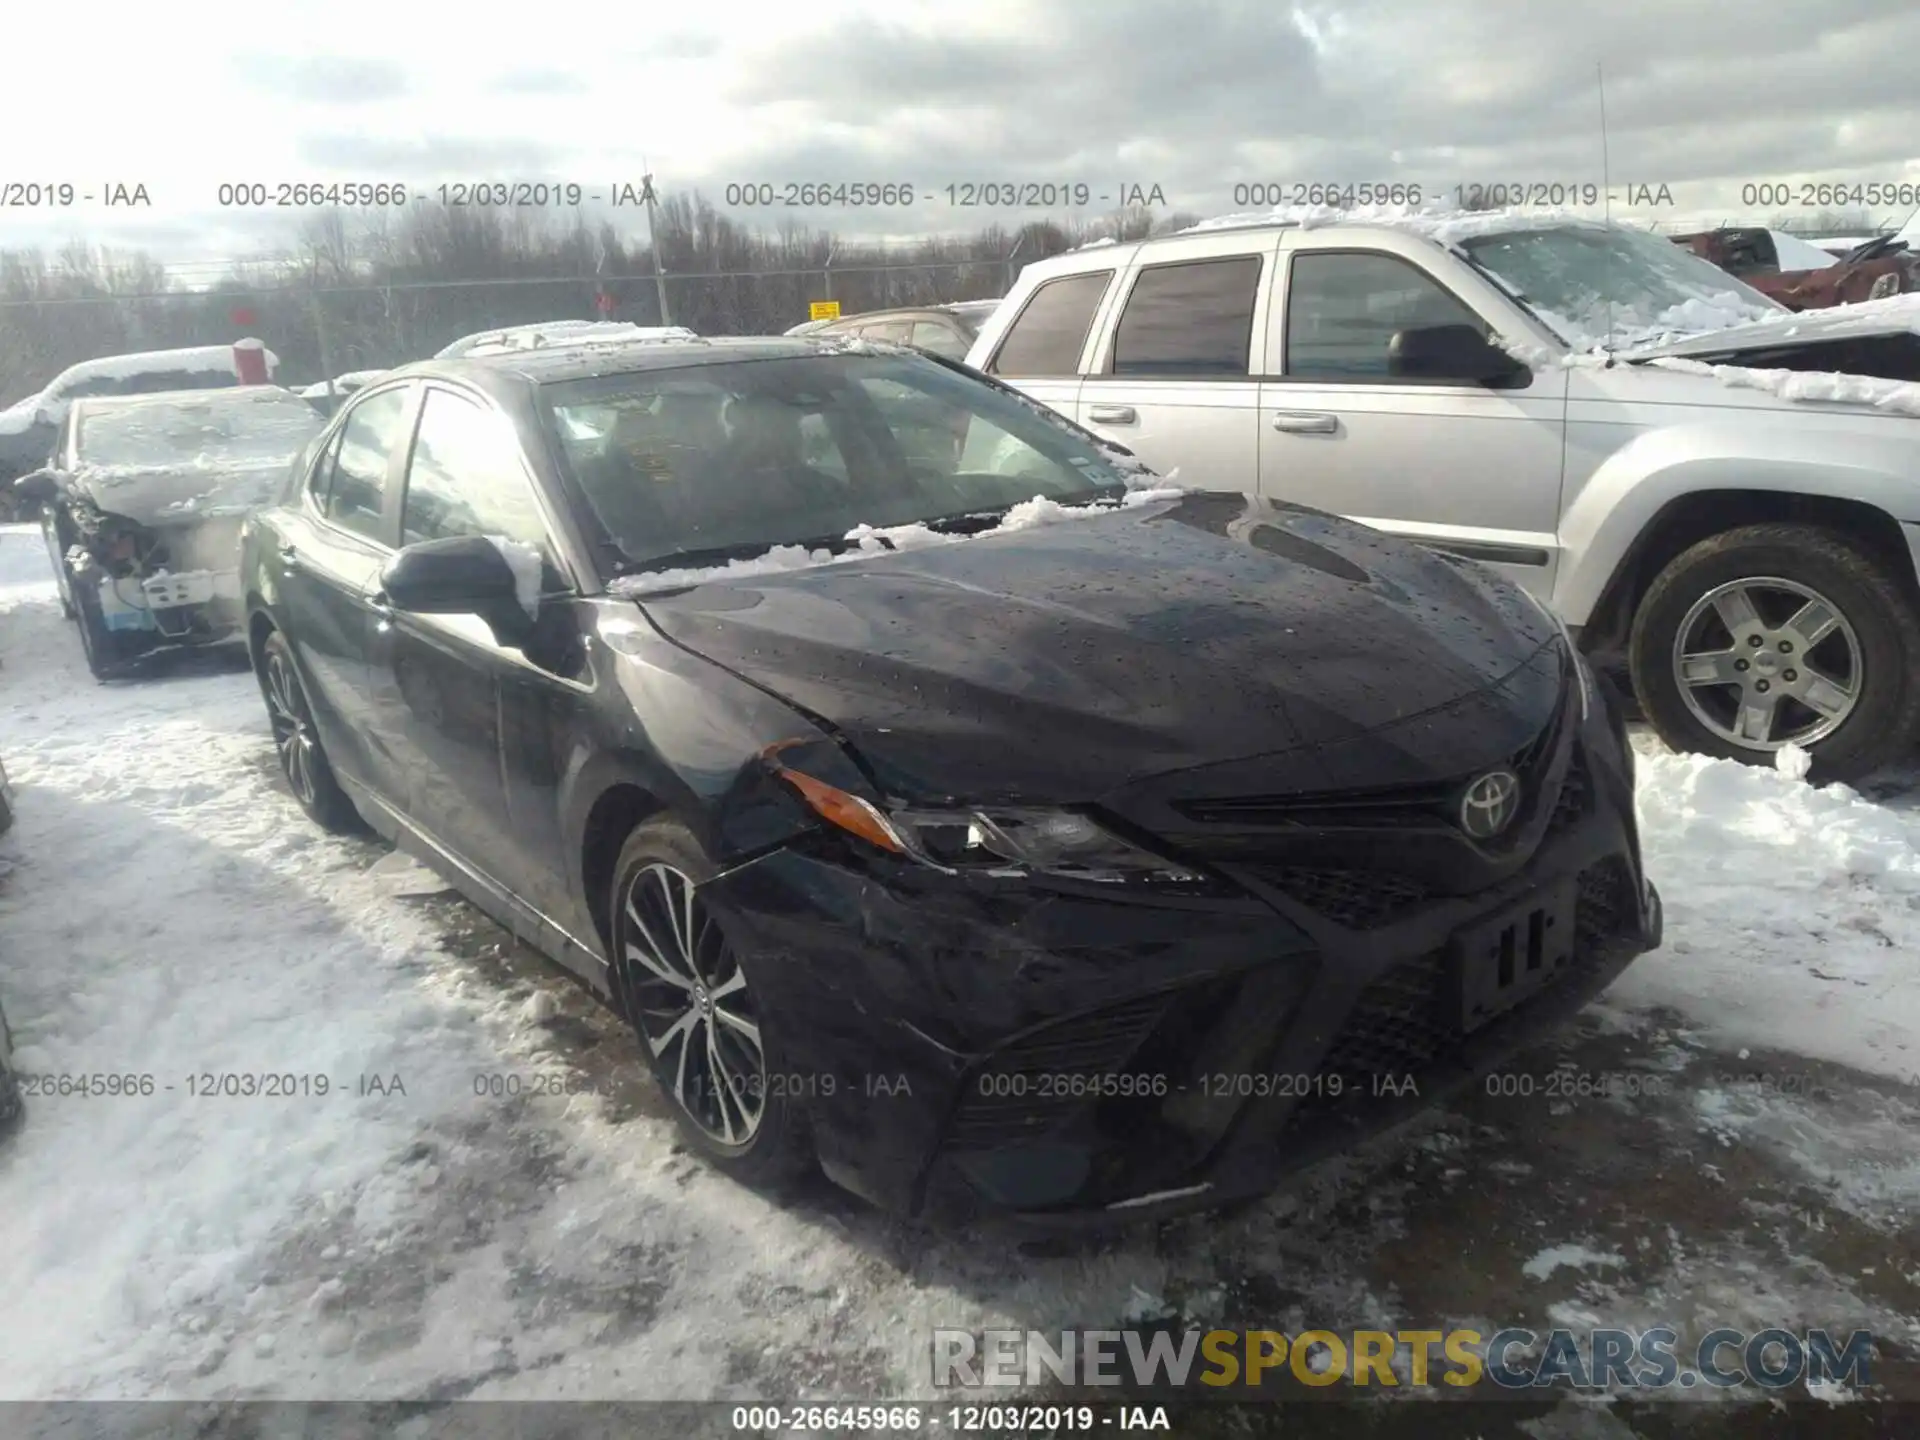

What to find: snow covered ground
left=1, top=523, right=1916, bottom=1430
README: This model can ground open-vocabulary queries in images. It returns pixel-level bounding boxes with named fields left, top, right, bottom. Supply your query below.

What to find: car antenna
left=1597, top=60, right=1617, bottom=368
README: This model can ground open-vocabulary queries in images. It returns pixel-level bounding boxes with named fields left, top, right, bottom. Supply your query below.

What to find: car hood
left=65, top=458, right=292, bottom=528
left=637, top=493, right=1562, bottom=804
left=1622, top=292, right=1920, bottom=363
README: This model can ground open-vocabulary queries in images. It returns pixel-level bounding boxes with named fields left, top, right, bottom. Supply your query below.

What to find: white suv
left=965, top=212, right=1920, bottom=780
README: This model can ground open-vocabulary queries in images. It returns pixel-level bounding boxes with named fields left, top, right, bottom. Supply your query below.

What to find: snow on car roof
left=1178, top=201, right=1664, bottom=244
left=49, top=342, right=281, bottom=385
left=437, top=321, right=696, bottom=358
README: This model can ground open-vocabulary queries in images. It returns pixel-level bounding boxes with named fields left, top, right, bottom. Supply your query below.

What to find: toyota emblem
left=1458, top=769, right=1521, bottom=839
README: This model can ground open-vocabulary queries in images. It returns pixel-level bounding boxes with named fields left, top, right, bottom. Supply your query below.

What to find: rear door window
left=1110, top=256, right=1263, bottom=377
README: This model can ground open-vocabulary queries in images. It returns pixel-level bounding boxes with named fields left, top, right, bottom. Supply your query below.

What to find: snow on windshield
left=76, top=392, right=324, bottom=473
left=607, top=487, right=1185, bottom=595
left=1180, top=202, right=1783, bottom=351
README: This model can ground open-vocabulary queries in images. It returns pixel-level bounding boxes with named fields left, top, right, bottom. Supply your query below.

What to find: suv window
left=323, top=386, right=409, bottom=542
left=1285, top=251, right=1487, bottom=379
left=401, top=389, right=558, bottom=575
left=987, top=271, right=1112, bottom=378
left=1111, top=256, right=1262, bottom=377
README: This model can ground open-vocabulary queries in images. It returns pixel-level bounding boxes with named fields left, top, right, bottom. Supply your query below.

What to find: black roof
left=389, top=336, right=837, bottom=389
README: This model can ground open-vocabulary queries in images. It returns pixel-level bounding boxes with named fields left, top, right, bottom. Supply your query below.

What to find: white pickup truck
left=966, top=210, right=1920, bottom=780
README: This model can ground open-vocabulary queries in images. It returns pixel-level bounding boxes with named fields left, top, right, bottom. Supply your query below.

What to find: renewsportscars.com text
left=932, top=1327, right=1873, bottom=1392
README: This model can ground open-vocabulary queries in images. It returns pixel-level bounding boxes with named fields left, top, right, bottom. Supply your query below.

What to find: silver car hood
left=67, top=459, right=289, bottom=529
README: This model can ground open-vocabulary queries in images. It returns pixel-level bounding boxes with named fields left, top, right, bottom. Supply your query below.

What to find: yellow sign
left=809, top=300, right=841, bottom=321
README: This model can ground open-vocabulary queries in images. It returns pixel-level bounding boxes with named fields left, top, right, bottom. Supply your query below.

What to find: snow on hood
left=1647, top=357, right=1920, bottom=419
left=1620, top=291, right=1920, bottom=361
left=608, top=489, right=1186, bottom=596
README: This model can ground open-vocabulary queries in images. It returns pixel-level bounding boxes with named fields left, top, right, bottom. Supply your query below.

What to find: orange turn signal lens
left=773, top=765, right=904, bottom=855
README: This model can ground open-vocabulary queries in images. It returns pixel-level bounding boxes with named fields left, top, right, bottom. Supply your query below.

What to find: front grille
left=945, top=992, right=1171, bottom=1149
left=1546, top=751, right=1591, bottom=836
left=1174, top=700, right=1564, bottom=833
left=1242, top=865, right=1435, bottom=928
left=1314, top=950, right=1452, bottom=1082
left=1285, top=855, right=1643, bottom=1128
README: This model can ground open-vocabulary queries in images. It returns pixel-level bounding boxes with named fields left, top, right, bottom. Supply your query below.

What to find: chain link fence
left=0, top=256, right=1037, bottom=399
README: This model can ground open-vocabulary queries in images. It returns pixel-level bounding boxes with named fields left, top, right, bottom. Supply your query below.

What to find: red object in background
left=229, top=306, right=257, bottom=326
left=594, top=290, right=615, bottom=316
left=232, top=339, right=270, bottom=385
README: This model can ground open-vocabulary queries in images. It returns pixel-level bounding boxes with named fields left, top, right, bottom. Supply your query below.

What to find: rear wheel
left=608, top=817, right=814, bottom=1189
left=258, top=628, right=359, bottom=832
left=1629, top=524, right=1920, bottom=781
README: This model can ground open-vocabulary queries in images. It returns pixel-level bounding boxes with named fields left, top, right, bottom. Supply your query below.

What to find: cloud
left=488, top=69, right=591, bottom=96
left=235, top=54, right=409, bottom=105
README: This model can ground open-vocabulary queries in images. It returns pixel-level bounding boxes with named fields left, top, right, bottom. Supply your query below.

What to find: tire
left=1629, top=524, right=1920, bottom=782
left=0, top=997, right=21, bottom=1139
left=607, top=817, right=815, bottom=1190
left=41, top=507, right=76, bottom=621
left=257, top=628, right=359, bottom=833
left=72, top=568, right=150, bottom=681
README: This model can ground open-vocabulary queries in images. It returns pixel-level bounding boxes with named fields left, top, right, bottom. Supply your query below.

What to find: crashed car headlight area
left=64, top=500, right=242, bottom=641
left=776, top=768, right=1202, bottom=883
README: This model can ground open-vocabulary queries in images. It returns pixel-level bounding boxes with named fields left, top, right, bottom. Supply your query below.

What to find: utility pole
left=640, top=162, right=671, bottom=326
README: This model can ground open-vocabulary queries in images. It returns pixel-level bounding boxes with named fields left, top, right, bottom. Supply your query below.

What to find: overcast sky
left=3, top=0, right=1918, bottom=274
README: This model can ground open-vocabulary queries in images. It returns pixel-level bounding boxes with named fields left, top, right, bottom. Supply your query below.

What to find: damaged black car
left=18, top=386, right=325, bottom=679
left=239, top=338, right=1661, bottom=1225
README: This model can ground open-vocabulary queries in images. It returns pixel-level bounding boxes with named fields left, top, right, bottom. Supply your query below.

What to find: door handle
left=277, top=543, right=302, bottom=570
left=1272, top=412, right=1339, bottom=434
left=1087, top=404, right=1137, bottom=424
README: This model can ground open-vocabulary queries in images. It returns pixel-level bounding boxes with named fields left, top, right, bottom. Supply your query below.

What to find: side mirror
left=1387, top=324, right=1528, bottom=386
left=379, top=534, right=536, bottom=647
left=12, top=469, right=58, bottom=503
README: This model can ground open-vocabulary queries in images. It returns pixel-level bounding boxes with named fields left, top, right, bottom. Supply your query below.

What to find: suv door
left=978, top=268, right=1118, bottom=427
left=1075, top=235, right=1277, bottom=490
left=1259, top=240, right=1570, bottom=596
left=270, top=382, right=418, bottom=796
left=370, top=383, right=586, bottom=921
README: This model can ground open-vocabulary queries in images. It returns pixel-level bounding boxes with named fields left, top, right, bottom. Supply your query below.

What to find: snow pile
left=485, top=535, right=545, bottom=617
left=608, top=487, right=1186, bottom=595
left=1610, top=740, right=1920, bottom=1079
left=1648, top=356, right=1920, bottom=419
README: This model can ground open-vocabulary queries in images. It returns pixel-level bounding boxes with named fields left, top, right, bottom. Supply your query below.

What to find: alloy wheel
left=264, top=651, right=320, bottom=805
left=617, top=862, right=765, bottom=1146
left=1671, top=576, right=1863, bottom=750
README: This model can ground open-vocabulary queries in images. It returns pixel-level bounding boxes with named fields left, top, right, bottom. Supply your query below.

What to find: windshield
left=1457, top=223, right=1786, bottom=350
left=541, top=352, right=1134, bottom=576
left=75, top=391, right=325, bottom=469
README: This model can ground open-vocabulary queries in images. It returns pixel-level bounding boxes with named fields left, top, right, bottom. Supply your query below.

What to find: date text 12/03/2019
left=1226, top=182, right=1678, bottom=209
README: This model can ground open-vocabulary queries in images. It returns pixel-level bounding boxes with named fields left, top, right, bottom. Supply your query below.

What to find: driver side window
left=399, top=388, right=561, bottom=583
left=1285, top=251, right=1486, bottom=379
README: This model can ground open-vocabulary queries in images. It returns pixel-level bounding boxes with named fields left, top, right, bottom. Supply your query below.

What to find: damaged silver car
left=15, top=386, right=325, bottom=679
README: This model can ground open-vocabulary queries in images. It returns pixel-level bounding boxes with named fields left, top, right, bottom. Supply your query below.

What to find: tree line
left=0, top=195, right=1196, bottom=403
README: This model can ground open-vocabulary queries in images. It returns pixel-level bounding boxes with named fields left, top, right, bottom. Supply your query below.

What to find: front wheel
left=1629, top=524, right=1920, bottom=782
left=257, top=628, right=359, bottom=832
left=41, top=507, right=76, bottom=620
left=608, top=817, right=814, bottom=1190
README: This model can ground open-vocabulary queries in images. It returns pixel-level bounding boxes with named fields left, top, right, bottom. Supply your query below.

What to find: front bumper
left=704, top=690, right=1660, bottom=1224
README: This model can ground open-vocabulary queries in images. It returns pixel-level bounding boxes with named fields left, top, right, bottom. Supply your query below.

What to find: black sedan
left=238, top=336, right=1661, bottom=1224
